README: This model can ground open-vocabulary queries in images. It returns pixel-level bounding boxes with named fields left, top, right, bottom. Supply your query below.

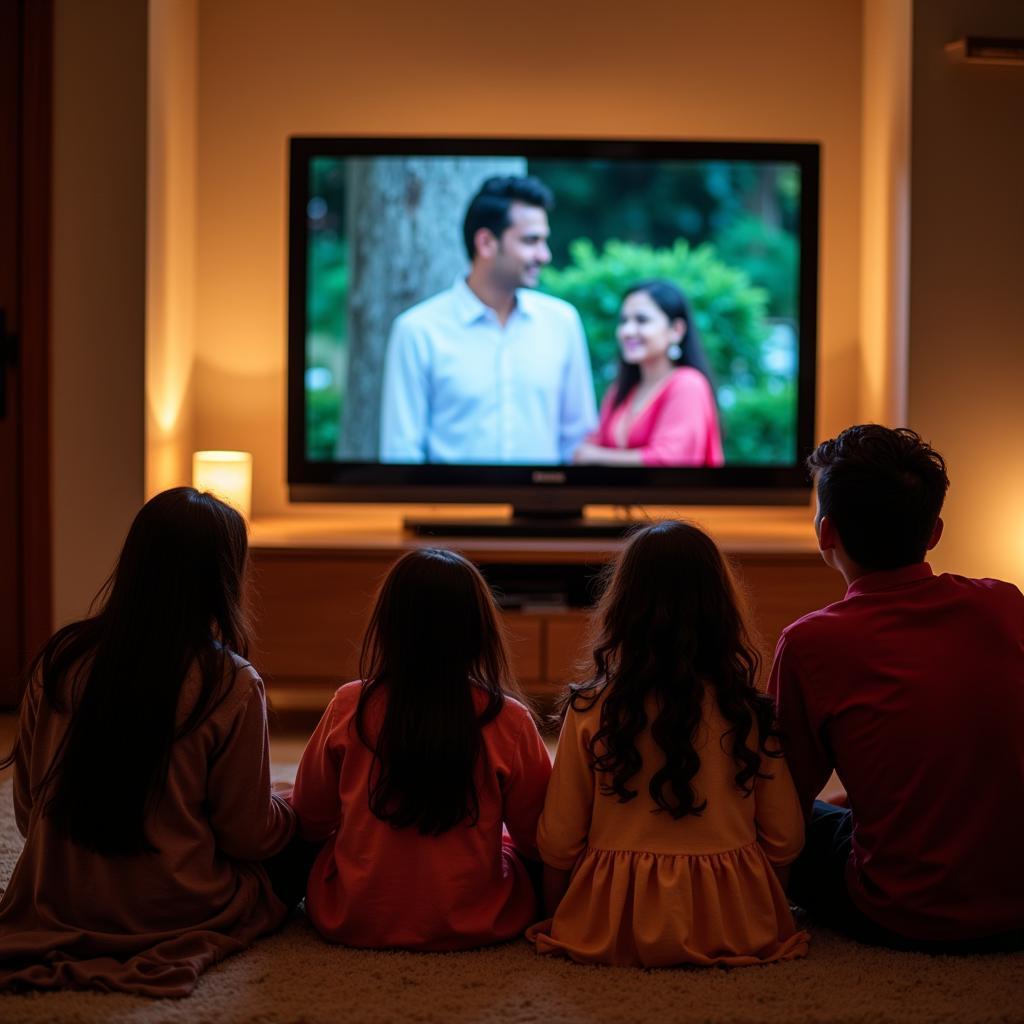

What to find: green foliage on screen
left=722, top=380, right=797, bottom=465
left=306, top=234, right=348, bottom=460
left=307, top=381, right=343, bottom=461
left=715, top=216, right=799, bottom=321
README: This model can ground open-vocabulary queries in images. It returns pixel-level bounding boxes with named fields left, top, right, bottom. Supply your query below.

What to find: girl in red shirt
left=290, top=548, right=552, bottom=950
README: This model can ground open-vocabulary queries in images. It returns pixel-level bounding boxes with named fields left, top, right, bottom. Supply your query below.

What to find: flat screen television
left=287, top=136, right=819, bottom=532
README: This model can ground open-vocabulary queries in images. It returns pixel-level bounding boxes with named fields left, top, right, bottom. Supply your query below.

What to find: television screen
left=288, top=137, right=818, bottom=510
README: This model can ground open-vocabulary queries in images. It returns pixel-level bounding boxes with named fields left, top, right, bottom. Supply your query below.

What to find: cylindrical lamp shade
left=192, top=450, right=253, bottom=520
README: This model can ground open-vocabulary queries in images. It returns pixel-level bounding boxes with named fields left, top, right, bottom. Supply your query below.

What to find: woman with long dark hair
left=290, top=547, right=551, bottom=949
left=0, top=488, right=295, bottom=997
left=528, top=521, right=807, bottom=966
left=572, top=280, right=724, bottom=467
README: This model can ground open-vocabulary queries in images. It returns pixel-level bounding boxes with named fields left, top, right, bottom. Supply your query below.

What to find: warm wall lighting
left=192, top=450, right=253, bottom=519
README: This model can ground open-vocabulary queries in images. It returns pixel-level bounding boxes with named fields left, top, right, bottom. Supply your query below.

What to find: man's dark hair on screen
left=807, top=424, right=949, bottom=571
left=462, top=175, right=555, bottom=260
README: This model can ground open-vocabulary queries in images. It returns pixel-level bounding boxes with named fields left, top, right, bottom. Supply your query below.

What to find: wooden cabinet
left=247, top=526, right=845, bottom=710
left=249, top=550, right=392, bottom=683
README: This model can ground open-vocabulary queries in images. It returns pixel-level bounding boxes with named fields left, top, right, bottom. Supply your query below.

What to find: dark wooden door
left=0, top=0, right=51, bottom=707
left=0, top=0, right=23, bottom=703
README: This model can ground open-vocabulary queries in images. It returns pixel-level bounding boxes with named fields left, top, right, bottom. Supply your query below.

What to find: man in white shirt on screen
left=379, top=176, right=598, bottom=464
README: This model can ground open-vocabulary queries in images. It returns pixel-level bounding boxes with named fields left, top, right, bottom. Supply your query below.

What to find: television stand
left=404, top=506, right=638, bottom=538
left=246, top=514, right=845, bottom=709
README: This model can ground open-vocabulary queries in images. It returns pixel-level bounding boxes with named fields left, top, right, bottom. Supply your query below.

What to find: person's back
left=776, top=566, right=1024, bottom=940
left=290, top=547, right=551, bottom=950
left=294, top=680, right=549, bottom=949
left=2, top=657, right=292, bottom=976
left=770, top=425, right=1024, bottom=947
left=535, top=687, right=807, bottom=966
left=530, top=521, right=808, bottom=967
left=0, top=488, right=295, bottom=997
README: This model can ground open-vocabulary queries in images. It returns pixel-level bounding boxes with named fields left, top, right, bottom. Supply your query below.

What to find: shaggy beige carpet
left=0, top=779, right=1020, bottom=1024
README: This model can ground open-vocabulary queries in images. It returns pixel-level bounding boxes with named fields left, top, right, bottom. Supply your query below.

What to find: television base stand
left=404, top=508, right=638, bottom=538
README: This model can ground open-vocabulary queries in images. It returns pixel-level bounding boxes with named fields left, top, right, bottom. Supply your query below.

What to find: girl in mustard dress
left=529, top=520, right=809, bottom=967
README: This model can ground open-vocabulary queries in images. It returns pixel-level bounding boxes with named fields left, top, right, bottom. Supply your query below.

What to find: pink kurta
left=591, top=368, right=724, bottom=467
left=291, top=681, right=551, bottom=950
left=0, top=655, right=295, bottom=998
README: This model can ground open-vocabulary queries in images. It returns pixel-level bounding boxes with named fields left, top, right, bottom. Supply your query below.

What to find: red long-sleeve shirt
left=291, top=681, right=551, bottom=950
left=769, top=562, right=1024, bottom=941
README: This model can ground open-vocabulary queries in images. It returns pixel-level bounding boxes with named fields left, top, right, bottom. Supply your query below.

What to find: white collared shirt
left=379, top=278, right=597, bottom=464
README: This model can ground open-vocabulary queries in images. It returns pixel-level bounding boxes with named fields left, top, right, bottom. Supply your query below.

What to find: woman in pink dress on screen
left=572, top=280, right=724, bottom=467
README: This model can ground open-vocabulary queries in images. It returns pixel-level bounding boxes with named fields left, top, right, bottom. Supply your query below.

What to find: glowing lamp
left=192, top=450, right=253, bottom=519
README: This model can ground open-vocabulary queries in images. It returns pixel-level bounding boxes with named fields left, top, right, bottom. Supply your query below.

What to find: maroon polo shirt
left=769, top=562, right=1024, bottom=941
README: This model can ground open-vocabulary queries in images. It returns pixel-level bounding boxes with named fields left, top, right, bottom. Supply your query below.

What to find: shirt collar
left=844, top=561, right=934, bottom=599
left=452, top=276, right=535, bottom=326
left=512, top=287, right=538, bottom=319
left=451, top=276, right=488, bottom=325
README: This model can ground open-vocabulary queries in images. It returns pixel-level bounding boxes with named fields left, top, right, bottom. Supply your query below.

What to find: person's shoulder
left=525, top=289, right=575, bottom=312
left=193, top=652, right=268, bottom=732
left=522, top=289, right=582, bottom=325
left=560, top=685, right=606, bottom=731
left=324, top=678, right=364, bottom=718
left=218, top=651, right=263, bottom=702
left=940, top=571, right=1021, bottom=594
left=392, top=286, right=459, bottom=330
left=481, top=691, right=534, bottom=733
left=500, top=693, right=534, bottom=719
left=667, top=367, right=713, bottom=397
left=227, top=650, right=257, bottom=676
left=938, top=573, right=1024, bottom=610
left=671, top=366, right=711, bottom=388
left=778, top=595, right=852, bottom=650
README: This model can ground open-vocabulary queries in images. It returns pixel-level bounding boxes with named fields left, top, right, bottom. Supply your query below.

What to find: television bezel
left=287, top=135, right=820, bottom=509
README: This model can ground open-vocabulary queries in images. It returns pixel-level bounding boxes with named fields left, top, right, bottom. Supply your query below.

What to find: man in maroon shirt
left=769, top=425, right=1024, bottom=950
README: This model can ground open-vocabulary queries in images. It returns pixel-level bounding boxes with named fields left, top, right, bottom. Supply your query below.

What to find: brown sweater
left=0, top=654, right=295, bottom=997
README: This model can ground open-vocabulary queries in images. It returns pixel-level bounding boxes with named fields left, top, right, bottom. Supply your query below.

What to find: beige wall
left=859, top=0, right=911, bottom=424
left=191, top=0, right=864, bottom=515
left=51, top=0, right=147, bottom=625
left=908, top=0, right=1024, bottom=587
left=47, top=0, right=1024, bottom=627
left=146, top=0, right=198, bottom=498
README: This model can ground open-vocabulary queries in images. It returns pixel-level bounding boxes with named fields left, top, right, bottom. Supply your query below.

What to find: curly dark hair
left=568, top=520, right=779, bottom=819
left=808, top=425, right=949, bottom=571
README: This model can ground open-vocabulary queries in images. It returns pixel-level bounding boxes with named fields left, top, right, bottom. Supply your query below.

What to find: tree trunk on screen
left=751, top=165, right=782, bottom=229
left=339, top=156, right=526, bottom=459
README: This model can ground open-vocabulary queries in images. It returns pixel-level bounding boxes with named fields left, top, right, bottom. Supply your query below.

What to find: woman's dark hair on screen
left=568, top=520, right=778, bottom=819
left=355, top=548, right=526, bottom=836
left=610, top=280, right=717, bottom=412
left=807, top=425, right=949, bottom=571
left=2, top=487, right=252, bottom=856
left=462, top=174, right=555, bottom=260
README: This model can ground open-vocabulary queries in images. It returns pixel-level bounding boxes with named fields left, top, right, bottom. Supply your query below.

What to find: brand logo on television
left=531, top=471, right=566, bottom=484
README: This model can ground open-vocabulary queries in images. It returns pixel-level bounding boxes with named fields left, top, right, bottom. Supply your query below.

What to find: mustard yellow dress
left=529, top=689, right=809, bottom=967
